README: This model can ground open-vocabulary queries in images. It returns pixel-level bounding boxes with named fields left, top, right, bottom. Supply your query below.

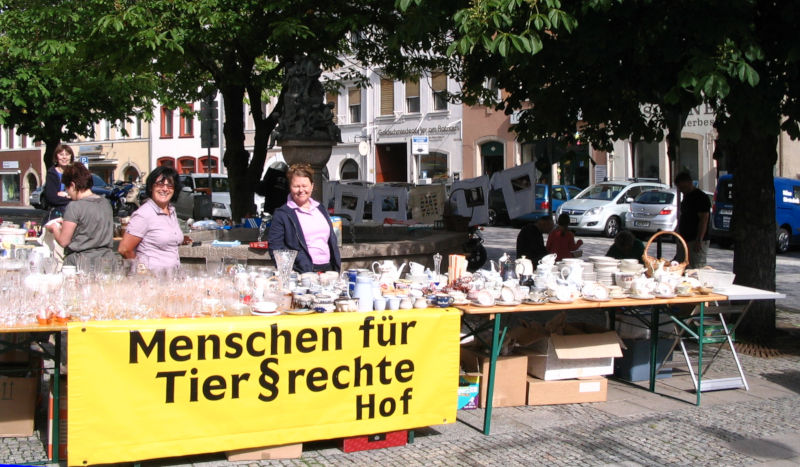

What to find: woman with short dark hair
left=546, top=213, right=584, bottom=261
left=45, top=162, right=115, bottom=266
left=118, top=166, right=191, bottom=271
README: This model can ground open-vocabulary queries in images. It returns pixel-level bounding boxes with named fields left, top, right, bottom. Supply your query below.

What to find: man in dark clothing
left=516, top=215, right=555, bottom=264
left=675, top=172, right=711, bottom=268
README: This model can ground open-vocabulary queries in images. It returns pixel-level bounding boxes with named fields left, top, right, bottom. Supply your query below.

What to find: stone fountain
left=273, top=55, right=341, bottom=202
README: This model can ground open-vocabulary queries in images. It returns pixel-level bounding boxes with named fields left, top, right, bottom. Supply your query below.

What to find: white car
left=175, top=173, right=232, bottom=220
left=556, top=180, right=668, bottom=237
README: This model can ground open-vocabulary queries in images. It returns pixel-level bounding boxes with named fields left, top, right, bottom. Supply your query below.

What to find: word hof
left=129, top=315, right=417, bottom=420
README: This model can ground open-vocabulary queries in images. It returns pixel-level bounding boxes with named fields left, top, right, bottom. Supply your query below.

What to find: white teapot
left=371, top=260, right=407, bottom=283
left=515, top=256, right=534, bottom=277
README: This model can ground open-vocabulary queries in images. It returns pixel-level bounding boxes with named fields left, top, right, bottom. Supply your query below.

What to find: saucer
left=495, top=300, right=521, bottom=306
left=583, top=296, right=611, bottom=302
left=549, top=298, right=574, bottom=304
left=677, top=292, right=695, bottom=297
left=470, top=300, right=496, bottom=307
left=524, top=299, right=548, bottom=305
left=655, top=293, right=676, bottom=299
left=285, top=308, right=314, bottom=315
left=630, top=294, right=655, bottom=300
left=251, top=309, right=282, bottom=316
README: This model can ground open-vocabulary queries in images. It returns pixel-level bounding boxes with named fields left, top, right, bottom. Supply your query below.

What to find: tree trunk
left=246, top=85, right=283, bottom=210
left=42, top=135, right=62, bottom=170
left=663, top=106, right=689, bottom=184
left=220, top=84, right=255, bottom=222
left=727, top=122, right=778, bottom=342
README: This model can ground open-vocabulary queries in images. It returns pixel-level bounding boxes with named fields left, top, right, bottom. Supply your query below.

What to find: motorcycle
left=107, top=182, right=138, bottom=216
left=463, top=225, right=488, bottom=272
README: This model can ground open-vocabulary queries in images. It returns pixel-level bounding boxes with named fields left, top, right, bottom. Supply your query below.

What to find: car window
left=576, top=184, right=625, bottom=201
left=568, top=187, right=581, bottom=199
left=620, top=186, right=642, bottom=203
left=195, top=177, right=230, bottom=192
left=535, top=185, right=546, bottom=199
left=552, top=187, right=566, bottom=200
left=635, top=191, right=674, bottom=205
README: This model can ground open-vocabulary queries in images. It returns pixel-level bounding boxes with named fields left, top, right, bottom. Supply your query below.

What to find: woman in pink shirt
left=546, top=213, right=583, bottom=261
left=118, top=166, right=191, bottom=272
left=268, top=163, right=341, bottom=273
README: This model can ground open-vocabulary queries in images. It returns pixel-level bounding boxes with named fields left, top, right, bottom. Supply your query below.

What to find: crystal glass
left=272, top=249, right=297, bottom=289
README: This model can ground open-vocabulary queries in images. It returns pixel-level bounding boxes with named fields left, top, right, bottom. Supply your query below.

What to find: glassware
left=272, top=249, right=297, bottom=290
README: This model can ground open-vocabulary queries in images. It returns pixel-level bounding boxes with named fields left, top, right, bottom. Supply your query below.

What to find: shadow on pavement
left=761, top=370, right=800, bottom=396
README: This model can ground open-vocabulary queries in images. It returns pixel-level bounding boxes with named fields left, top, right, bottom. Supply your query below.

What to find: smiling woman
left=118, top=166, right=192, bottom=272
left=267, top=163, right=342, bottom=273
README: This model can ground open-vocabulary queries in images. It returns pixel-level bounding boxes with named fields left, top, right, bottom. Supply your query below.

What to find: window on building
left=348, top=88, right=361, bottom=123
left=116, top=120, right=126, bottom=139
left=161, top=107, right=174, bottom=138
left=134, top=117, right=143, bottom=138
left=405, top=79, right=420, bottom=113
left=103, top=120, right=111, bottom=140
left=177, top=156, right=196, bottom=174
left=380, top=79, right=394, bottom=116
left=15, top=131, right=25, bottom=148
left=420, top=151, right=449, bottom=181
left=4, top=127, right=13, bottom=149
left=180, top=104, right=194, bottom=137
left=157, top=157, right=175, bottom=168
left=326, top=92, right=338, bottom=124
left=1, top=174, right=20, bottom=202
left=486, top=78, right=502, bottom=102
left=200, top=156, right=219, bottom=174
left=634, top=141, right=660, bottom=180
left=431, top=72, right=447, bottom=111
left=341, top=159, right=359, bottom=180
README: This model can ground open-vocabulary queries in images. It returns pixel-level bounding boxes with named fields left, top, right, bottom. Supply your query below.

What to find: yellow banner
left=67, top=308, right=460, bottom=465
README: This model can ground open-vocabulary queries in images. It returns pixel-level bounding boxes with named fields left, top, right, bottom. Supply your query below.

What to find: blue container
left=613, top=338, right=673, bottom=382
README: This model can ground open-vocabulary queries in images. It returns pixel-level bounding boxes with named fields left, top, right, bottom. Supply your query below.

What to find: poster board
left=408, top=185, right=446, bottom=224
left=451, top=175, right=490, bottom=226
left=333, top=183, right=369, bottom=223
left=67, top=310, right=460, bottom=465
left=371, top=186, right=409, bottom=223
left=490, top=162, right=539, bottom=219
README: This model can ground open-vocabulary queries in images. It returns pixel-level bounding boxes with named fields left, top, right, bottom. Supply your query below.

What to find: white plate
left=677, top=292, right=695, bottom=297
left=583, top=296, right=611, bottom=302
left=495, top=300, right=521, bottom=306
left=470, top=300, right=496, bottom=307
left=251, top=301, right=278, bottom=313
left=630, top=294, right=655, bottom=300
left=523, top=299, right=548, bottom=305
left=452, top=300, right=471, bottom=306
left=549, top=298, right=574, bottom=304
left=655, top=294, right=676, bottom=299
left=251, top=310, right=282, bottom=316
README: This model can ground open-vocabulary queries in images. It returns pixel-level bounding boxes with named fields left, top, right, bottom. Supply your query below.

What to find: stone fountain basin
left=180, top=226, right=464, bottom=271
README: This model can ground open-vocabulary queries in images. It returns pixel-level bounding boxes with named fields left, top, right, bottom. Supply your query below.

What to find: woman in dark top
left=44, top=144, right=75, bottom=217
left=268, top=163, right=341, bottom=273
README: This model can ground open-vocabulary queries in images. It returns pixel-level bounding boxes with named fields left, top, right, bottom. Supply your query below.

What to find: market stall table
left=456, top=288, right=781, bottom=435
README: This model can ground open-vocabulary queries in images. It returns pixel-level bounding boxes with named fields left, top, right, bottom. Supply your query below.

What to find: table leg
left=649, top=306, right=659, bottom=392
left=52, top=331, right=62, bottom=464
left=696, top=301, right=704, bottom=406
left=483, top=313, right=506, bottom=435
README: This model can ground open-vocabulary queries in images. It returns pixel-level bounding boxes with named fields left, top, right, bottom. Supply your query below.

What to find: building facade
left=71, top=116, right=150, bottom=184
left=0, top=125, right=42, bottom=207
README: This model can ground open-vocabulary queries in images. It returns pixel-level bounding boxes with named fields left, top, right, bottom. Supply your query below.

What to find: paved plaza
left=2, top=225, right=800, bottom=466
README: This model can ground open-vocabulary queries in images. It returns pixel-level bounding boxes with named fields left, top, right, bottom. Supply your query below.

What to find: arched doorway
left=24, top=171, right=38, bottom=206
left=480, top=141, right=504, bottom=177
left=123, top=165, right=140, bottom=183
left=340, top=159, right=359, bottom=180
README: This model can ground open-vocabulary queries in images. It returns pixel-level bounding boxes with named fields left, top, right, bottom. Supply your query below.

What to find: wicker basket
left=642, top=230, right=689, bottom=277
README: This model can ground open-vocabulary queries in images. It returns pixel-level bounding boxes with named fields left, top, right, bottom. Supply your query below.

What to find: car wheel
left=487, top=209, right=497, bottom=227
left=603, top=216, right=620, bottom=238
left=777, top=227, right=790, bottom=254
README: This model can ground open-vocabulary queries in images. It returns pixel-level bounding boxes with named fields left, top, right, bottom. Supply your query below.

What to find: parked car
left=711, top=174, right=800, bottom=253
left=30, top=186, right=47, bottom=210
left=556, top=179, right=668, bottom=237
left=174, top=173, right=232, bottom=220
left=488, top=184, right=582, bottom=226
left=624, top=189, right=678, bottom=234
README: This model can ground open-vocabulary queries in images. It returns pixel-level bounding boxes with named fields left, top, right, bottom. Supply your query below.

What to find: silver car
left=624, top=189, right=678, bottom=234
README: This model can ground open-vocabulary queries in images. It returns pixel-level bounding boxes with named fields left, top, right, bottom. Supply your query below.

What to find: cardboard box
left=457, top=373, right=480, bottom=410
left=526, top=376, right=608, bottom=405
left=520, top=331, right=623, bottom=381
left=0, top=376, right=37, bottom=437
left=226, top=443, right=302, bottom=461
left=614, top=338, right=673, bottom=382
left=460, top=347, right=527, bottom=408
left=340, top=431, right=407, bottom=453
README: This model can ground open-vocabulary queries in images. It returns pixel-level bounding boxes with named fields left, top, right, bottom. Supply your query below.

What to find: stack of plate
left=589, top=256, right=620, bottom=286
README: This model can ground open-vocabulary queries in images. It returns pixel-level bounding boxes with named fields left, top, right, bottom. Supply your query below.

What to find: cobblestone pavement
left=3, top=226, right=800, bottom=466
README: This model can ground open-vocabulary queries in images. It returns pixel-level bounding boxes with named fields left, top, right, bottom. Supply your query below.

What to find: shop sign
left=67, top=310, right=460, bottom=465
left=1, top=161, right=19, bottom=169
left=377, top=124, right=459, bottom=137
left=412, top=135, right=429, bottom=155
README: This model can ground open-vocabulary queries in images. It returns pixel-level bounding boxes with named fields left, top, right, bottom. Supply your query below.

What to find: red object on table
left=340, top=431, right=407, bottom=453
left=249, top=241, right=269, bottom=249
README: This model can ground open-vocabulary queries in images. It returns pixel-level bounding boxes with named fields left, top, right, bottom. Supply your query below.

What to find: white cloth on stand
left=490, top=162, right=539, bottom=219
left=371, top=185, right=409, bottom=223
left=409, top=185, right=446, bottom=224
left=451, top=175, right=490, bottom=226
